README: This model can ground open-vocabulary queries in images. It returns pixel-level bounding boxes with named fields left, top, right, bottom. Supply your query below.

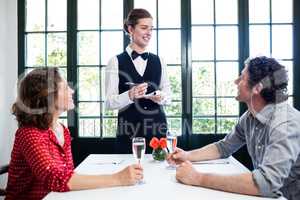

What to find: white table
left=44, top=154, right=285, bottom=200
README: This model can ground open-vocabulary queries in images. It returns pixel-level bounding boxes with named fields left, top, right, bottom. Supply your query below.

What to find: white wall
left=0, top=0, right=18, bottom=193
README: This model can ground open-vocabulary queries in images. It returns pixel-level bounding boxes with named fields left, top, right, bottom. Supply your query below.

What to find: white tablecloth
left=44, top=154, right=285, bottom=200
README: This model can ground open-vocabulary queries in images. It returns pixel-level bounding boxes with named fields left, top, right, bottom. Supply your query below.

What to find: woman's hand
left=147, top=94, right=163, bottom=103
left=128, top=83, right=148, bottom=100
left=114, top=164, right=144, bottom=186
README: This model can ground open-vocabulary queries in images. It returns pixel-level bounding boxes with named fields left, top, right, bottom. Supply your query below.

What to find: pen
left=125, top=82, right=140, bottom=86
left=125, top=82, right=149, bottom=86
left=192, top=161, right=230, bottom=165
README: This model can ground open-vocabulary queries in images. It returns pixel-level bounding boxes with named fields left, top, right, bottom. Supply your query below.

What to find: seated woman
left=6, top=68, right=143, bottom=200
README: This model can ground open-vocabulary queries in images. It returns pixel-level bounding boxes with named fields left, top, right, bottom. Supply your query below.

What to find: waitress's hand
left=147, top=90, right=163, bottom=103
left=148, top=94, right=163, bottom=103
left=128, top=83, right=148, bottom=101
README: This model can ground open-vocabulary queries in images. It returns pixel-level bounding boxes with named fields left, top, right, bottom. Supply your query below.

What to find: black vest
left=116, top=51, right=167, bottom=153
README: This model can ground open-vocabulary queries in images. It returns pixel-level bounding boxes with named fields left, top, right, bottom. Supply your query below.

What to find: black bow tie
left=131, top=51, right=148, bottom=60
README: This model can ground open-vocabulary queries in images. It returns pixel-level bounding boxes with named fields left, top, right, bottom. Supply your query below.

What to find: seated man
left=168, top=56, right=300, bottom=200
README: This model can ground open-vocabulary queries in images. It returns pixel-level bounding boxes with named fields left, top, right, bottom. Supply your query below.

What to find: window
left=191, top=0, right=239, bottom=134
left=77, top=0, right=123, bottom=137
left=24, top=0, right=68, bottom=125
left=249, top=0, right=294, bottom=104
left=19, top=0, right=299, bottom=141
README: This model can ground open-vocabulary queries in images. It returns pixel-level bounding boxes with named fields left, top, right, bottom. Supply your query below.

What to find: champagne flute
left=166, top=131, right=177, bottom=169
left=132, top=137, right=146, bottom=184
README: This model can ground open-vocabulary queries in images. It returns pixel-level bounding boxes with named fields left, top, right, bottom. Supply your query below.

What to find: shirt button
left=257, top=145, right=261, bottom=149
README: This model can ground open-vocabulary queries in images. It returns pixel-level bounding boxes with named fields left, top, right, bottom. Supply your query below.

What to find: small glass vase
left=152, top=148, right=167, bottom=161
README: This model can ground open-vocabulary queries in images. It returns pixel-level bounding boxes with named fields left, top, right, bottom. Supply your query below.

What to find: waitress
left=105, top=8, right=171, bottom=153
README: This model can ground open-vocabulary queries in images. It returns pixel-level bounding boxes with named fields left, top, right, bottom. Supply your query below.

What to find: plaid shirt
left=5, top=126, right=74, bottom=200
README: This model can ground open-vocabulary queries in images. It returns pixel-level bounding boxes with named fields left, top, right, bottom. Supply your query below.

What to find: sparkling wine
left=167, top=136, right=177, bottom=153
left=132, top=142, right=145, bottom=161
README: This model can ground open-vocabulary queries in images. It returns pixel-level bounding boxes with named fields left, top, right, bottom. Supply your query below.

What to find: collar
left=126, top=45, right=148, bottom=58
left=254, top=101, right=288, bottom=124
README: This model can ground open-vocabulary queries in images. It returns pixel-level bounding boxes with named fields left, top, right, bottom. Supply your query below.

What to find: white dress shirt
left=105, top=46, right=171, bottom=110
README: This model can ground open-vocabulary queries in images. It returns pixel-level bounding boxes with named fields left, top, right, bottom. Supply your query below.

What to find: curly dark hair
left=12, top=67, right=63, bottom=129
left=246, top=56, right=289, bottom=104
left=124, top=8, right=152, bottom=34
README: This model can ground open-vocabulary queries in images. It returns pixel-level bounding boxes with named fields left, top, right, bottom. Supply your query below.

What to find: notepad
left=143, top=90, right=161, bottom=98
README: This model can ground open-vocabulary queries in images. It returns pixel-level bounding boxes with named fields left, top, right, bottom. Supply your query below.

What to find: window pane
left=193, top=98, right=215, bottom=116
left=58, top=118, right=68, bottom=126
left=103, top=118, right=117, bottom=138
left=61, top=112, right=67, bottom=118
left=48, top=0, right=66, bottom=31
left=272, top=0, right=293, bottom=23
left=288, top=97, right=293, bottom=106
left=215, top=0, right=238, bottom=24
left=24, top=68, right=34, bottom=75
left=78, top=32, right=99, bottom=65
left=216, top=62, right=238, bottom=96
left=26, top=0, right=45, bottom=31
left=192, top=27, right=214, bottom=60
left=167, top=65, right=181, bottom=100
left=192, top=62, right=214, bottom=96
left=148, top=30, right=157, bottom=54
left=217, top=118, right=237, bottom=133
left=158, top=0, right=180, bottom=28
left=58, top=67, right=67, bottom=80
left=101, top=0, right=123, bottom=29
left=100, top=67, right=106, bottom=101
left=279, top=61, right=293, bottom=96
left=191, top=0, right=214, bottom=24
left=216, top=26, right=238, bottom=60
left=101, top=31, right=123, bottom=65
left=167, top=118, right=182, bottom=136
left=77, top=0, right=99, bottom=30
left=26, top=34, right=45, bottom=66
left=47, top=33, right=67, bottom=66
left=79, top=102, right=100, bottom=116
left=165, top=101, right=182, bottom=116
left=103, top=103, right=118, bottom=116
left=249, top=25, right=270, bottom=57
left=158, top=30, right=181, bottom=64
left=272, top=25, right=293, bottom=59
left=193, top=118, right=215, bottom=134
left=249, top=0, right=270, bottom=23
left=78, top=67, right=100, bottom=101
left=79, top=118, right=100, bottom=137
left=217, top=98, right=239, bottom=115
left=134, top=0, right=157, bottom=28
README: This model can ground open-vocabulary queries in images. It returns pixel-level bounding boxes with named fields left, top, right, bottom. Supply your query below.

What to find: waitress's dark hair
left=12, top=67, right=63, bottom=129
left=124, top=8, right=152, bottom=34
left=245, top=56, right=289, bottom=104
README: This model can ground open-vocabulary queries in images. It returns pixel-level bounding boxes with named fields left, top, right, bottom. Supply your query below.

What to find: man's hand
left=166, top=147, right=189, bottom=165
left=176, top=161, right=201, bottom=186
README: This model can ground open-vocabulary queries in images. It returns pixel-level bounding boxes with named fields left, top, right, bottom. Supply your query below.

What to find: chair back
left=0, top=164, right=9, bottom=196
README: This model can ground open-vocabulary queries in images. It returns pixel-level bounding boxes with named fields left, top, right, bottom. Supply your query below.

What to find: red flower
left=159, top=138, right=167, bottom=149
left=150, top=137, right=167, bottom=150
left=150, top=137, right=160, bottom=149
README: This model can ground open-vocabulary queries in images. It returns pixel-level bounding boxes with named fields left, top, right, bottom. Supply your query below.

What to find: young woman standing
left=105, top=8, right=171, bottom=153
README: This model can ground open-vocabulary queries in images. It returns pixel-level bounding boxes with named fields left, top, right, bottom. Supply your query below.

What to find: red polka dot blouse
left=5, top=126, right=74, bottom=200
